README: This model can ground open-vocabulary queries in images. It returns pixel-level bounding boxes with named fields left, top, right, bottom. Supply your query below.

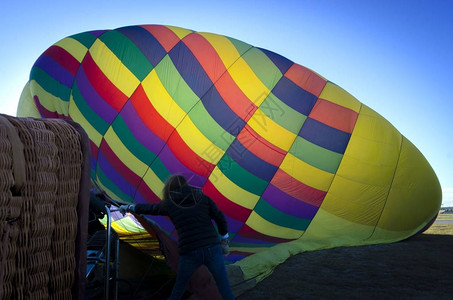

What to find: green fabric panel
left=226, top=37, right=253, bottom=57
left=99, top=30, right=153, bottom=81
left=260, top=92, right=307, bottom=134
left=149, top=156, right=171, bottom=183
left=97, top=166, right=133, bottom=203
left=217, top=154, right=268, bottom=195
left=290, top=137, right=342, bottom=174
left=69, top=32, right=99, bottom=49
left=188, top=102, right=234, bottom=151
left=31, top=67, right=71, bottom=101
left=155, top=55, right=199, bottom=112
left=231, top=242, right=273, bottom=249
left=111, top=115, right=157, bottom=165
left=254, top=198, right=310, bottom=231
left=72, top=83, right=110, bottom=134
left=242, top=48, right=282, bottom=90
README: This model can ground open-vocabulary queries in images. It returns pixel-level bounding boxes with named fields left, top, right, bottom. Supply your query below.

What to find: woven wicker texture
left=0, top=115, right=84, bottom=300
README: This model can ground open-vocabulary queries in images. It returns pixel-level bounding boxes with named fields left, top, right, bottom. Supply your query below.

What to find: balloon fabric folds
left=18, top=24, right=441, bottom=281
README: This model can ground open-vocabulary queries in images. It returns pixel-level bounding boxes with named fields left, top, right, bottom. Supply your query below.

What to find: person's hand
left=119, top=204, right=134, bottom=216
left=221, top=238, right=230, bottom=256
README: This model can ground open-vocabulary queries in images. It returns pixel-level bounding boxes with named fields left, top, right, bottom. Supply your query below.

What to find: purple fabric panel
left=262, top=183, right=318, bottom=219
left=34, top=55, right=74, bottom=88
left=224, top=215, right=242, bottom=233
left=232, top=234, right=274, bottom=245
left=75, top=67, right=118, bottom=124
left=158, top=145, right=207, bottom=187
left=120, top=101, right=166, bottom=154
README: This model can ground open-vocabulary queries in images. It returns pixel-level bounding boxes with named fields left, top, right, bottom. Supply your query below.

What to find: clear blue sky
left=1, top=0, right=452, bottom=206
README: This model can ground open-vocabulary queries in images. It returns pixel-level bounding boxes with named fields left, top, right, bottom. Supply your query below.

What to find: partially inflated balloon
left=18, top=25, right=441, bottom=279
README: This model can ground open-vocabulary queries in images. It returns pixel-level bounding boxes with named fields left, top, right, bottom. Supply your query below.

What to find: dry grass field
left=237, top=213, right=453, bottom=300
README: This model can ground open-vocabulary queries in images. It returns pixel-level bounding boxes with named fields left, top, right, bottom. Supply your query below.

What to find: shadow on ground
left=237, top=234, right=453, bottom=300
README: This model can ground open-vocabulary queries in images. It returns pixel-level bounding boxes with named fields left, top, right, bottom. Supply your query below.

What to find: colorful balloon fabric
left=18, top=25, right=441, bottom=278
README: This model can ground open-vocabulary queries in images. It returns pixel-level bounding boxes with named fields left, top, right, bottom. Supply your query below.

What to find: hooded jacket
left=134, top=185, right=228, bottom=255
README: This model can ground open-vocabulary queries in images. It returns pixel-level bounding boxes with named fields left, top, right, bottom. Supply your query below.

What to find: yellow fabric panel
left=69, top=95, right=103, bottom=147
left=54, top=37, right=87, bottom=63
left=280, top=153, right=334, bottom=191
left=234, top=215, right=366, bottom=282
left=374, top=137, right=442, bottom=232
left=210, top=167, right=260, bottom=209
left=89, top=39, right=140, bottom=97
left=321, top=176, right=388, bottom=227
left=111, top=220, right=145, bottom=235
left=166, top=25, right=193, bottom=39
left=176, top=116, right=224, bottom=164
left=142, top=169, right=165, bottom=199
left=371, top=226, right=419, bottom=242
left=199, top=32, right=244, bottom=68
left=103, top=127, right=148, bottom=176
left=303, top=207, right=375, bottom=243
left=17, top=82, right=40, bottom=118
left=142, top=70, right=186, bottom=128
left=228, top=57, right=270, bottom=107
left=319, top=82, right=361, bottom=113
left=229, top=247, right=266, bottom=255
left=30, top=81, right=69, bottom=116
left=246, top=211, right=304, bottom=239
left=247, top=109, right=296, bottom=152
left=338, top=105, right=401, bottom=186
left=321, top=105, right=401, bottom=224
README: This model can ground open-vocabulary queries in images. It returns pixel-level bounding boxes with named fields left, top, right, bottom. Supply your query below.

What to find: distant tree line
left=440, top=207, right=453, bottom=213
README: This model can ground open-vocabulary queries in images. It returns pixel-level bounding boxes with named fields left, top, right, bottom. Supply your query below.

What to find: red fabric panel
left=270, top=169, right=326, bottom=207
left=136, top=180, right=161, bottom=204
left=215, top=73, right=257, bottom=121
left=284, top=64, right=326, bottom=97
left=81, top=53, right=128, bottom=112
left=166, top=132, right=215, bottom=178
left=238, top=224, right=293, bottom=243
left=33, top=95, right=66, bottom=118
left=237, top=125, right=286, bottom=166
left=183, top=33, right=225, bottom=83
left=130, top=84, right=174, bottom=141
left=202, top=180, right=251, bottom=223
left=43, top=45, right=81, bottom=76
left=99, top=139, right=142, bottom=187
left=141, top=25, right=182, bottom=52
left=309, top=98, right=358, bottom=133
left=89, top=139, right=99, bottom=160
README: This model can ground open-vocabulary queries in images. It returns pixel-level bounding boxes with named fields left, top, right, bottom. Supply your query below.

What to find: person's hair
left=162, top=174, right=188, bottom=200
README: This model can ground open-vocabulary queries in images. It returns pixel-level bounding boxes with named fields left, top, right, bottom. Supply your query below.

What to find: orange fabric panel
left=237, top=125, right=287, bottom=166
left=309, top=98, right=358, bottom=133
left=284, top=64, right=326, bottom=97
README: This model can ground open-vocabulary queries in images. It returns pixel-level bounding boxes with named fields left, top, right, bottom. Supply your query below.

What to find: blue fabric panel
left=272, top=76, right=317, bottom=116
left=257, top=47, right=293, bottom=74
left=169, top=41, right=213, bottom=98
left=116, top=26, right=167, bottom=67
left=300, top=117, right=351, bottom=154
left=201, top=86, right=246, bottom=136
left=226, top=139, right=278, bottom=182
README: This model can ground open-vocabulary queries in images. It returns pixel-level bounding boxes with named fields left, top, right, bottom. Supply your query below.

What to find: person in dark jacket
left=119, top=174, right=234, bottom=300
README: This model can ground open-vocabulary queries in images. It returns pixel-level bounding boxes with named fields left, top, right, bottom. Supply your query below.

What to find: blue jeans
left=169, top=244, right=235, bottom=300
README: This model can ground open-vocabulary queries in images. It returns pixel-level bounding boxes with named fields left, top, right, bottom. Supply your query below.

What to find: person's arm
left=207, top=196, right=230, bottom=256
left=119, top=202, right=167, bottom=216
left=207, top=197, right=228, bottom=236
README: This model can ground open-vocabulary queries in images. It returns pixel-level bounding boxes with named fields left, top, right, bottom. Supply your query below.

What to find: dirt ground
left=113, top=218, right=453, bottom=299
left=237, top=233, right=453, bottom=300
